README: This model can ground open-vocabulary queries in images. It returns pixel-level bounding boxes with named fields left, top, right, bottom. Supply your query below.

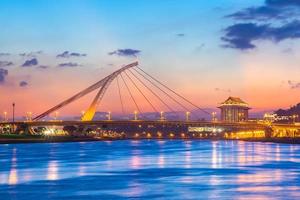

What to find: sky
left=1, top=0, right=300, bottom=118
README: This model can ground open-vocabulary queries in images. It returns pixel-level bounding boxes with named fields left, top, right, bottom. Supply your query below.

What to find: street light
left=107, top=111, right=111, bottom=120
left=134, top=111, right=138, bottom=120
left=186, top=111, right=190, bottom=121
left=12, top=103, right=15, bottom=123
left=211, top=112, right=217, bottom=122
left=3, top=111, right=7, bottom=122
left=160, top=111, right=164, bottom=121
left=54, top=111, right=59, bottom=121
left=27, top=112, right=32, bottom=121
left=292, top=114, right=298, bottom=123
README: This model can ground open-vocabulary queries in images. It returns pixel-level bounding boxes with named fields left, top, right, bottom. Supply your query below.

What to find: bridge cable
left=136, top=66, right=210, bottom=116
left=123, top=70, right=158, bottom=113
left=132, top=68, right=199, bottom=120
left=119, top=72, right=143, bottom=118
left=33, top=61, right=138, bottom=121
left=128, top=69, right=176, bottom=113
left=116, top=76, right=125, bottom=114
left=33, top=77, right=108, bottom=120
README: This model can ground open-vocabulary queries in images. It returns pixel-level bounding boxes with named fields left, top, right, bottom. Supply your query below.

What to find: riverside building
left=218, top=97, right=250, bottom=122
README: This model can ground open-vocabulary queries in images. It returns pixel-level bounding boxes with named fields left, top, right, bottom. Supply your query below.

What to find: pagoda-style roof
left=219, top=96, right=250, bottom=108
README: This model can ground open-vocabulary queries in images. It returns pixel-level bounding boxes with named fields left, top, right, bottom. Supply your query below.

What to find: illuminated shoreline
left=1, top=134, right=300, bottom=144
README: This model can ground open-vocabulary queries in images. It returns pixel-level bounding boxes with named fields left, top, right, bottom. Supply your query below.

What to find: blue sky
left=1, top=0, right=300, bottom=116
left=0, top=0, right=256, bottom=52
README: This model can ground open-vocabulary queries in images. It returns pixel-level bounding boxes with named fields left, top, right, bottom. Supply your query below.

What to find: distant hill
left=275, top=103, right=300, bottom=116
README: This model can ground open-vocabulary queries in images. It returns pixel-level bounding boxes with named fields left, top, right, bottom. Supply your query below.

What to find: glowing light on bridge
left=160, top=111, right=164, bottom=121
left=54, top=111, right=59, bottom=121
left=134, top=111, right=138, bottom=121
left=107, top=111, right=111, bottom=120
left=26, top=112, right=32, bottom=122
left=3, top=111, right=7, bottom=122
left=157, top=132, right=162, bottom=137
left=185, top=111, right=190, bottom=121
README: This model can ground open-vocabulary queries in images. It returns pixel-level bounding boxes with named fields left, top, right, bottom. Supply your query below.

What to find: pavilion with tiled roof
left=218, top=97, right=250, bottom=122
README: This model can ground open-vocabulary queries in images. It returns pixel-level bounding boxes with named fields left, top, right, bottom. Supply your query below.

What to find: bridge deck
left=0, top=120, right=268, bottom=128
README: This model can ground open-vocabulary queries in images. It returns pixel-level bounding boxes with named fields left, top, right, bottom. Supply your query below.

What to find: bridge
left=1, top=62, right=300, bottom=140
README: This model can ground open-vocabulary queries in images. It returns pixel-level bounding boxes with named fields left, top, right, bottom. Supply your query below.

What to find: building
left=218, top=97, right=250, bottom=122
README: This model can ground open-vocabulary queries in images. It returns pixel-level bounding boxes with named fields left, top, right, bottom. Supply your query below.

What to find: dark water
left=1, top=140, right=300, bottom=200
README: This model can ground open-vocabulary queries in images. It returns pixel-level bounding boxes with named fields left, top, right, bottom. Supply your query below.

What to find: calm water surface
left=1, top=140, right=300, bottom=199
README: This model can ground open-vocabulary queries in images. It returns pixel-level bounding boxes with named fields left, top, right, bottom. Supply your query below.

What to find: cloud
left=19, top=81, right=28, bottom=87
left=0, top=61, right=13, bottom=67
left=19, top=51, right=43, bottom=57
left=266, top=0, right=300, bottom=7
left=288, top=80, right=300, bottom=89
left=0, top=68, right=8, bottom=84
left=58, top=62, right=80, bottom=67
left=37, top=65, right=49, bottom=69
left=215, top=87, right=231, bottom=93
left=56, top=51, right=87, bottom=58
left=22, top=58, right=38, bottom=67
left=108, top=49, right=141, bottom=57
left=227, top=0, right=300, bottom=21
left=227, top=6, right=284, bottom=20
left=176, top=33, right=185, bottom=37
left=195, top=43, right=205, bottom=51
left=282, top=47, right=293, bottom=54
left=222, top=21, right=300, bottom=50
left=0, top=53, right=10, bottom=56
left=223, top=0, right=300, bottom=50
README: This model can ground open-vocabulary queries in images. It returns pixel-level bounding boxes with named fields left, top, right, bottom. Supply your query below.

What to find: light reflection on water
left=8, top=148, right=17, bottom=185
left=47, top=160, right=59, bottom=181
left=0, top=140, right=300, bottom=199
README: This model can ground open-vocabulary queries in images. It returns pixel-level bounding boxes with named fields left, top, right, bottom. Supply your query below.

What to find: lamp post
left=160, top=111, right=164, bottom=121
left=54, top=111, right=59, bottom=121
left=212, top=112, right=217, bottom=122
left=29, top=112, right=32, bottom=121
left=107, top=111, right=111, bottom=120
left=27, top=112, right=32, bottom=122
left=186, top=111, right=190, bottom=121
left=3, top=111, right=7, bottom=122
left=12, top=103, right=15, bottom=123
left=292, top=114, right=298, bottom=124
left=134, top=111, right=138, bottom=121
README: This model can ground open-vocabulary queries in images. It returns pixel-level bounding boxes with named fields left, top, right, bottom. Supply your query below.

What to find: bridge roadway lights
left=3, top=120, right=281, bottom=139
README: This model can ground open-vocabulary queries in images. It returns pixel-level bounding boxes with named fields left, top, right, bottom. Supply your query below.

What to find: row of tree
left=275, top=103, right=300, bottom=116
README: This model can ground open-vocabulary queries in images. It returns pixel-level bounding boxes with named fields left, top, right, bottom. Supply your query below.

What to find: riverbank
left=1, top=134, right=300, bottom=144
left=0, top=134, right=103, bottom=144
left=241, top=137, right=300, bottom=144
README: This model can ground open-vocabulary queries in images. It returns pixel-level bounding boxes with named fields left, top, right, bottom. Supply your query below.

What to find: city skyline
left=1, top=0, right=300, bottom=117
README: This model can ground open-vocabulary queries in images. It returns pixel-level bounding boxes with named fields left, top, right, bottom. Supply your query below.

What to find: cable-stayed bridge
left=1, top=62, right=300, bottom=139
left=33, top=61, right=210, bottom=122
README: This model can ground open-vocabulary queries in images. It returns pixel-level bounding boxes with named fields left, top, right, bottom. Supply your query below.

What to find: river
left=1, top=140, right=300, bottom=199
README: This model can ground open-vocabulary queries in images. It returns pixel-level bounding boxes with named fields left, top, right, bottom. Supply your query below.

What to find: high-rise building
left=218, top=97, right=250, bottom=122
